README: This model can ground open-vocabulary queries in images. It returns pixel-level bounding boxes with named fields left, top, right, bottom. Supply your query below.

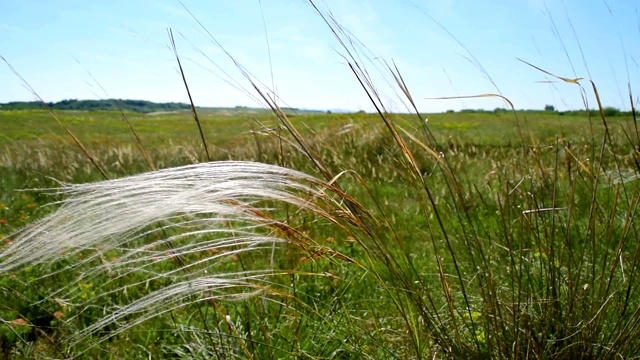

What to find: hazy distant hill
left=0, top=99, right=192, bottom=113
left=0, top=99, right=333, bottom=115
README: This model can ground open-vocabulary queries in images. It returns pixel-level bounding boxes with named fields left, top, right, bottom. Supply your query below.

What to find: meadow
left=0, top=104, right=639, bottom=359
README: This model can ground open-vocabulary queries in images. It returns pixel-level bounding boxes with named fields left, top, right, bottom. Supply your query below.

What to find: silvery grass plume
left=0, top=161, right=359, bottom=345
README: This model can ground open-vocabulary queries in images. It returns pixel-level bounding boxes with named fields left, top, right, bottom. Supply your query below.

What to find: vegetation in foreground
left=0, top=99, right=638, bottom=359
left=1, top=2, right=639, bottom=358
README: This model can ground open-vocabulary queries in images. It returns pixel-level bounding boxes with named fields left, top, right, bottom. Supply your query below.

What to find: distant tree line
left=543, top=104, right=628, bottom=117
left=446, top=106, right=631, bottom=117
left=0, top=99, right=191, bottom=113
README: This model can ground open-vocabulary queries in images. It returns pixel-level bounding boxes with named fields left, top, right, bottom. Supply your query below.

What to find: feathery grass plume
left=0, top=161, right=334, bottom=270
left=0, top=161, right=362, bottom=347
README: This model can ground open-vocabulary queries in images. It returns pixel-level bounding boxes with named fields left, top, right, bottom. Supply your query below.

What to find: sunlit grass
left=1, top=1, right=640, bottom=355
left=1, top=102, right=639, bottom=358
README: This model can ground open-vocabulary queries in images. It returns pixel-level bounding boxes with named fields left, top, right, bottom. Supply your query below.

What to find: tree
left=544, top=104, right=555, bottom=112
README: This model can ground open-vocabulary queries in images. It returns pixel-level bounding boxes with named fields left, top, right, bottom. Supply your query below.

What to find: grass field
left=0, top=105, right=639, bottom=359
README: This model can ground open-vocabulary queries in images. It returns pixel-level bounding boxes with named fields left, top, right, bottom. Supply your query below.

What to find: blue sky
left=1, top=0, right=638, bottom=112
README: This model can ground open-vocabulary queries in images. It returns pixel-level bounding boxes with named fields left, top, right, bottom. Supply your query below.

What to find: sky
left=1, top=0, right=639, bottom=113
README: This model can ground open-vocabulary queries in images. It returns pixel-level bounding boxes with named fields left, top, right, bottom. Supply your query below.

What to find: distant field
left=0, top=108, right=634, bottom=182
left=0, top=108, right=630, bottom=151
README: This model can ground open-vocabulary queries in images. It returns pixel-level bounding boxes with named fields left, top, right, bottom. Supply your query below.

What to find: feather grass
left=0, top=161, right=361, bottom=350
left=0, top=161, right=332, bottom=272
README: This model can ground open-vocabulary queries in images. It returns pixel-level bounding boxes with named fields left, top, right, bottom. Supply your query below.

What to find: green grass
left=3, top=0, right=640, bottom=355
left=0, top=104, right=639, bottom=359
